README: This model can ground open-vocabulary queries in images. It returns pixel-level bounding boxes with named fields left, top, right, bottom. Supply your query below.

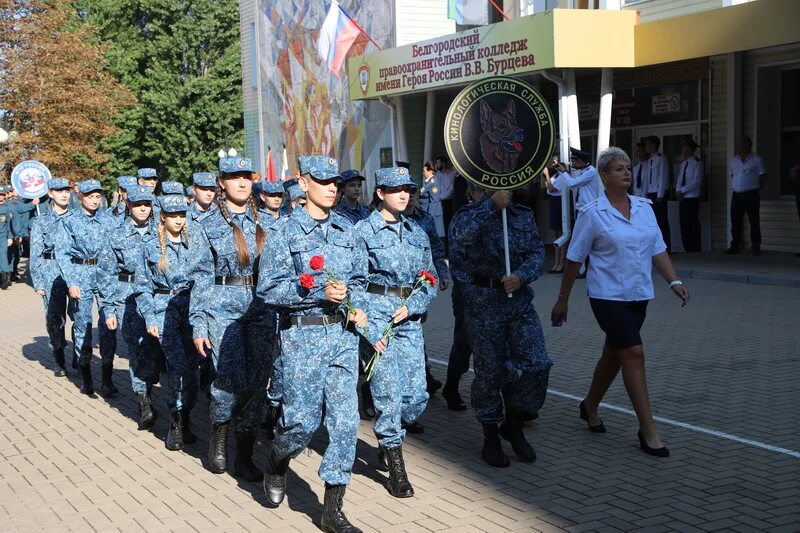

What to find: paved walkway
left=1, top=267, right=799, bottom=532
left=670, top=251, right=800, bottom=287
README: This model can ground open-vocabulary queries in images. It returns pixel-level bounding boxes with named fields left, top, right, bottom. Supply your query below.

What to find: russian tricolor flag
left=317, top=1, right=361, bottom=77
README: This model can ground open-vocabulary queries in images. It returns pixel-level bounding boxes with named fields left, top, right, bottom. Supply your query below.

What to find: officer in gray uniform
left=452, top=189, right=552, bottom=468
left=258, top=155, right=368, bottom=533
left=56, top=179, right=118, bottom=397
left=30, top=178, right=72, bottom=375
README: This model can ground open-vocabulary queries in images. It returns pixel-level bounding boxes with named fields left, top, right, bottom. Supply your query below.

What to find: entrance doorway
left=635, top=124, right=710, bottom=252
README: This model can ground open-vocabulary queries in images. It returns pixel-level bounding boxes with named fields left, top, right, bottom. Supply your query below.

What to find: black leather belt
left=471, top=274, right=503, bottom=289
left=43, top=252, right=55, bottom=260
left=367, top=282, right=413, bottom=299
left=71, top=257, right=98, bottom=266
left=283, top=313, right=343, bottom=328
left=215, top=275, right=255, bottom=286
left=118, top=273, right=134, bottom=283
left=154, top=288, right=190, bottom=296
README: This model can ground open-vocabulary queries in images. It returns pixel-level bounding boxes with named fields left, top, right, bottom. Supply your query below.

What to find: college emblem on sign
left=444, top=76, right=555, bottom=191
left=10, top=160, right=52, bottom=199
left=358, top=64, right=370, bottom=96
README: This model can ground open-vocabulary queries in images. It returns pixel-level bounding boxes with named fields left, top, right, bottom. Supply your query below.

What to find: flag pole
left=488, top=0, right=510, bottom=20
left=337, top=4, right=383, bottom=50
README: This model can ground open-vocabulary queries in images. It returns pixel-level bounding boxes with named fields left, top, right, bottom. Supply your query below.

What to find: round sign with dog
left=444, top=76, right=555, bottom=191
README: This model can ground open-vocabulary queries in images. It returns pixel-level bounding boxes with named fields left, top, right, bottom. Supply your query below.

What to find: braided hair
left=157, top=213, right=189, bottom=273
left=217, top=180, right=265, bottom=269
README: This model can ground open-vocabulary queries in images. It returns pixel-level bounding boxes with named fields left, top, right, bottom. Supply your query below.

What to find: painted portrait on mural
left=258, top=0, right=393, bottom=176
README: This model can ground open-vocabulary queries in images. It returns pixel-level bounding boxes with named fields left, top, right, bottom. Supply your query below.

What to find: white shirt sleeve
left=756, top=155, right=767, bottom=176
left=565, top=210, right=595, bottom=263
left=686, top=159, right=704, bottom=197
left=658, top=155, right=670, bottom=199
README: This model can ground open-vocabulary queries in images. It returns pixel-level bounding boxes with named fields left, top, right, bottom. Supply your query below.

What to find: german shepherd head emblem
left=479, top=99, right=524, bottom=174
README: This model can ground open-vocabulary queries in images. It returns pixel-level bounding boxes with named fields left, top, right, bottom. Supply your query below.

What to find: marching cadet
left=280, top=178, right=306, bottom=216
left=97, top=185, right=160, bottom=429
left=451, top=188, right=552, bottom=468
left=189, top=172, right=217, bottom=225
left=109, top=176, right=138, bottom=217
left=334, top=170, right=370, bottom=224
left=189, top=155, right=272, bottom=481
left=161, top=181, right=185, bottom=196
left=138, top=168, right=161, bottom=218
left=355, top=167, right=437, bottom=499
left=258, top=156, right=368, bottom=533
left=136, top=194, right=198, bottom=451
left=56, top=179, right=118, bottom=397
left=185, top=186, right=194, bottom=204
left=30, top=178, right=72, bottom=376
left=0, top=186, right=15, bottom=290
left=256, top=180, right=284, bottom=222
left=676, top=136, right=703, bottom=253
left=645, top=136, right=671, bottom=252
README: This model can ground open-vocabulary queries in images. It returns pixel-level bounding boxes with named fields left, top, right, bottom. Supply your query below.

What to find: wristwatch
left=669, top=280, right=683, bottom=287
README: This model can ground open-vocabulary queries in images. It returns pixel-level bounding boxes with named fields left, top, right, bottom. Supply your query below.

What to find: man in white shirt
left=632, top=142, right=650, bottom=199
left=726, top=136, right=767, bottom=255
left=550, top=147, right=601, bottom=211
left=676, top=137, right=704, bottom=252
left=646, top=135, right=671, bottom=253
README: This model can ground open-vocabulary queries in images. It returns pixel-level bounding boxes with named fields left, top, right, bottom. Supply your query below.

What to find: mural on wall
left=257, top=0, right=393, bottom=176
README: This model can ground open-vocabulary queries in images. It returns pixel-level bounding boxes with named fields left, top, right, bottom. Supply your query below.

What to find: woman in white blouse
left=551, top=147, right=690, bottom=458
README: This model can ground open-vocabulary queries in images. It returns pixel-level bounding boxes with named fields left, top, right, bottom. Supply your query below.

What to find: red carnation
left=299, top=273, right=315, bottom=289
left=309, top=255, right=325, bottom=271
left=420, top=270, right=437, bottom=287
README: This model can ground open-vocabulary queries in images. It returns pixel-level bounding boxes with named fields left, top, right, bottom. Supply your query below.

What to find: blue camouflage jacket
left=96, top=217, right=153, bottom=318
left=29, top=208, right=70, bottom=291
left=256, top=207, right=368, bottom=318
left=135, top=233, right=193, bottom=330
left=451, top=196, right=544, bottom=287
left=188, top=207, right=269, bottom=338
left=334, top=201, right=371, bottom=225
left=406, top=206, right=450, bottom=283
left=55, top=209, right=115, bottom=289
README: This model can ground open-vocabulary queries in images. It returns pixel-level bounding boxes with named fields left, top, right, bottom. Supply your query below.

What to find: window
left=779, top=68, right=800, bottom=196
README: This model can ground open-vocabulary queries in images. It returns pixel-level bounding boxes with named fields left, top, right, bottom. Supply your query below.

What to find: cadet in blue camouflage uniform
left=136, top=195, right=198, bottom=451
left=189, top=156, right=272, bottom=481
left=138, top=168, right=161, bottom=218
left=188, top=172, right=217, bottom=228
left=56, top=179, right=118, bottom=397
left=108, top=176, right=138, bottom=218
left=258, top=156, right=368, bottom=533
left=355, top=167, right=437, bottom=500
left=30, top=178, right=72, bottom=376
left=334, top=170, right=370, bottom=224
left=451, top=189, right=551, bottom=467
left=255, top=180, right=284, bottom=223
left=0, top=186, right=18, bottom=289
left=441, top=183, right=485, bottom=411
left=279, top=178, right=306, bottom=216
left=97, top=185, right=161, bottom=428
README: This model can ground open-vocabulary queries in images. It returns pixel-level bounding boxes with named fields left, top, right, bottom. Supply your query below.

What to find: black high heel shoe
left=638, top=431, right=670, bottom=457
left=579, top=400, right=607, bottom=433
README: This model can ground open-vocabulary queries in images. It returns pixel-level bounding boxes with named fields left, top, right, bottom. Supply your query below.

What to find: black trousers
left=442, top=198, right=454, bottom=255
left=647, top=193, right=671, bottom=253
left=679, top=197, right=701, bottom=252
left=445, top=281, right=472, bottom=386
left=730, top=189, right=761, bottom=250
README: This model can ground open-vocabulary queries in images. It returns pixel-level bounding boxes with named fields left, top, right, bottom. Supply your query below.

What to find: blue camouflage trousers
left=68, top=283, right=116, bottom=367
left=208, top=310, right=274, bottom=431
left=118, top=286, right=160, bottom=395
left=464, top=286, right=552, bottom=424
left=40, top=263, right=68, bottom=351
left=369, top=320, right=428, bottom=448
left=273, top=322, right=359, bottom=486
left=154, top=296, right=197, bottom=412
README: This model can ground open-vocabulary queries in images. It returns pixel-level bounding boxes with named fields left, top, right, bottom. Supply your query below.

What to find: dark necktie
left=636, top=165, right=642, bottom=189
left=679, top=162, right=688, bottom=189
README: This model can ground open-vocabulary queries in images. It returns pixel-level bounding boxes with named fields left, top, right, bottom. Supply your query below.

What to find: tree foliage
left=78, top=0, right=245, bottom=183
left=0, top=0, right=136, bottom=184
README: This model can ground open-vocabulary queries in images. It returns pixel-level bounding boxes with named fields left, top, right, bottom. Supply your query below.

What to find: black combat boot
left=263, top=450, right=290, bottom=506
left=481, top=423, right=510, bottom=467
left=53, top=348, right=67, bottom=377
left=263, top=404, right=281, bottom=440
left=137, top=393, right=156, bottom=430
left=321, top=484, right=362, bottom=533
left=166, top=411, right=184, bottom=451
left=79, top=364, right=95, bottom=397
left=0, top=273, right=10, bottom=290
left=181, top=409, right=196, bottom=444
left=499, top=411, right=537, bottom=463
left=98, top=363, right=118, bottom=397
left=208, top=421, right=229, bottom=474
left=233, top=430, right=262, bottom=482
left=381, top=445, right=414, bottom=498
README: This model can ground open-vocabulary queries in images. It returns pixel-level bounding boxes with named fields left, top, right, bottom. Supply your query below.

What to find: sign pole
left=501, top=207, right=512, bottom=299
